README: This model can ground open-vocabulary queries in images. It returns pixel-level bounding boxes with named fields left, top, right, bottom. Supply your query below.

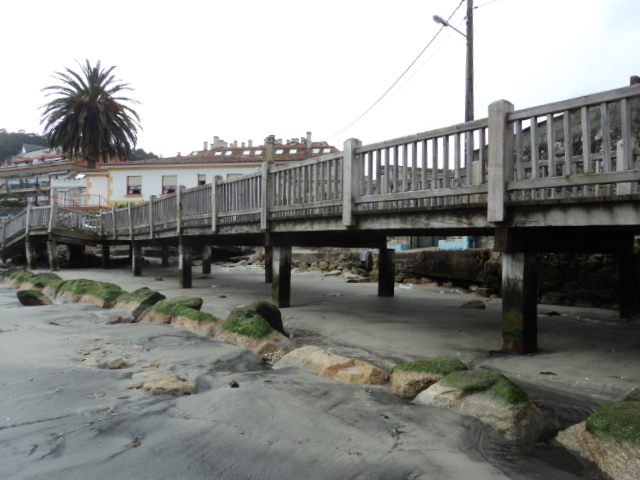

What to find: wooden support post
left=378, top=247, right=395, bottom=297
left=47, top=240, right=60, bottom=272
left=264, top=246, right=273, bottom=283
left=202, top=245, right=211, bottom=274
left=264, top=232, right=273, bottom=283
left=619, top=253, right=640, bottom=319
left=161, top=244, right=170, bottom=267
left=179, top=243, right=192, bottom=289
left=271, top=246, right=291, bottom=308
left=132, top=242, right=142, bottom=276
left=1, top=217, right=7, bottom=249
left=342, top=138, right=362, bottom=227
left=128, top=202, right=134, bottom=239
left=501, top=252, right=538, bottom=354
left=101, top=244, right=111, bottom=269
left=617, top=139, right=637, bottom=196
left=25, top=237, right=37, bottom=270
left=487, top=100, right=514, bottom=223
left=176, top=186, right=185, bottom=234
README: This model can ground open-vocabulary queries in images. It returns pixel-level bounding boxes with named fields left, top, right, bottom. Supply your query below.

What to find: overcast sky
left=2, top=0, right=639, bottom=157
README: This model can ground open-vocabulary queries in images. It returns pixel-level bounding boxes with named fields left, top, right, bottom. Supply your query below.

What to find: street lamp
left=433, top=0, right=474, bottom=122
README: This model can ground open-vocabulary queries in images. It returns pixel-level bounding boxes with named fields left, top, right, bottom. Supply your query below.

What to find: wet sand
left=1, top=262, right=638, bottom=479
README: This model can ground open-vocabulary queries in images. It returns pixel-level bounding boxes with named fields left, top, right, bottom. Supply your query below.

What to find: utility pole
left=465, top=0, right=474, bottom=122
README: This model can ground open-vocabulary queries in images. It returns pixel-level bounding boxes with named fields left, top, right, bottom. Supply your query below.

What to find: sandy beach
left=1, top=261, right=639, bottom=479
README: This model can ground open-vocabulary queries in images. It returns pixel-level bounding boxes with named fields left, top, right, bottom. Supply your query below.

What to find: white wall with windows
left=105, top=163, right=261, bottom=203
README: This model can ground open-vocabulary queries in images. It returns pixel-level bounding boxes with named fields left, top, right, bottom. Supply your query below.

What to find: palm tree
left=40, top=60, right=141, bottom=169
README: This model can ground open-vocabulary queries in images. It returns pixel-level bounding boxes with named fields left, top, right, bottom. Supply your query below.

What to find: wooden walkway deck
left=3, top=84, right=640, bottom=354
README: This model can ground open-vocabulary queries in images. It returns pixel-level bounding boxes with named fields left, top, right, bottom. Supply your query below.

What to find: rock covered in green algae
left=8, top=271, right=63, bottom=291
left=586, top=388, right=640, bottom=445
left=244, top=301, right=287, bottom=336
left=113, top=287, right=166, bottom=321
left=414, top=369, right=545, bottom=443
left=16, top=289, right=52, bottom=306
left=56, top=278, right=126, bottom=307
left=557, top=390, right=640, bottom=480
left=390, top=356, right=468, bottom=399
left=139, top=297, right=219, bottom=325
left=216, top=306, right=294, bottom=360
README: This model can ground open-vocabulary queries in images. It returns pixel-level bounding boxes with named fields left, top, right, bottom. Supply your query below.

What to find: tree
left=129, top=147, right=160, bottom=161
left=40, top=60, right=141, bottom=169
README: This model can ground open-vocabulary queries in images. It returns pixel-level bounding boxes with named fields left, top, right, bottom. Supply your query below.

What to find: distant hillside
left=0, top=130, right=48, bottom=165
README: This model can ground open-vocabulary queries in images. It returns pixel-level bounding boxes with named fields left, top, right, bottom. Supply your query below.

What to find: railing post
left=176, top=185, right=185, bottom=234
left=617, top=138, right=637, bottom=196
left=111, top=206, right=117, bottom=239
left=1, top=217, right=6, bottom=249
left=149, top=195, right=156, bottom=238
left=260, top=163, right=272, bottom=231
left=487, top=100, right=514, bottom=223
left=212, top=176, right=221, bottom=233
left=25, top=203, right=32, bottom=235
left=342, top=138, right=362, bottom=227
left=48, top=202, right=58, bottom=234
left=128, top=202, right=134, bottom=240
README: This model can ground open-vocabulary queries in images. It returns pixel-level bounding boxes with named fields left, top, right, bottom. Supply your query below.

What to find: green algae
left=56, top=278, right=126, bottom=302
left=440, top=370, right=530, bottom=406
left=392, top=356, right=468, bottom=375
left=221, top=307, right=274, bottom=339
left=147, top=297, right=218, bottom=322
left=586, top=388, right=640, bottom=445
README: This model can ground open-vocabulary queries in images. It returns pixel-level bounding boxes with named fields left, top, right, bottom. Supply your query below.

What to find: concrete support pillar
left=619, top=253, right=640, bottom=319
left=47, top=240, right=60, bottom=272
left=68, top=244, right=83, bottom=263
left=132, top=242, right=142, bottom=276
left=264, top=245, right=273, bottom=283
left=101, top=244, right=111, bottom=269
left=272, top=246, right=291, bottom=308
left=161, top=245, right=170, bottom=267
left=378, top=248, right=395, bottom=297
left=179, top=243, right=192, bottom=289
left=25, top=238, right=37, bottom=270
left=501, top=252, right=538, bottom=354
left=202, top=245, right=211, bottom=274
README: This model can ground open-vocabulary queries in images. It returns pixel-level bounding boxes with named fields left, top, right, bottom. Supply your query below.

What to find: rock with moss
left=139, top=297, right=221, bottom=336
left=215, top=306, right=294, bottom=360
left=557, top=389, right=640, bottom=480
left=274, top=346, right=387, bottom=385
left=16, top=289, right=52, bottom=306
left=414, top=369, right=544, bottom=443
left=245, top=300, right=287, bottom=336
left=7, top=271, right=63, bottom=295
left=390, top=356, right=468, bottom=399
left=54, top=278, right=126, bottom=308
left=113, top=287, right=166, bottom=321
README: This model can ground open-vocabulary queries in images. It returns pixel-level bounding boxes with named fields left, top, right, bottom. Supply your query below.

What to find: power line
left=324, top=0, right=466, bottom=141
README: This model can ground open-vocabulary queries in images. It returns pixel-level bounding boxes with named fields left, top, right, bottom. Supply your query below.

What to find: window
left=323, top=148, right=331, bottom=153
left=312, top=148, right=320, bottom=154
left=214, top=151, right=223, bottom=156
left=289, top=148, right=298, bottom=154
left=198, top=174, right=206, bottom=186
left=275, top=148, right=284, bottom=155
left=254, top=149, right=263, bottom=155
left=127, top=176, right=142, bottom=195
left=225, top=151, right=233, bottom=156
left=242, top=150, right=251, bottom=155
left=162, top=175, right=177, bottom=194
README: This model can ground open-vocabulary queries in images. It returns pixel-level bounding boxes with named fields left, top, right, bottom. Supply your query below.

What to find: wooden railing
left=1, top=83, right=639, bottom=251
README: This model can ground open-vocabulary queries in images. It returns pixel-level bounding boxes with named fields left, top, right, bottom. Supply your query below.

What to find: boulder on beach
left=414, top=369, right=544, bottom=443
left=139, top=297, right=220, bottom=336
left=274, top=345, right=387, bottom=385
left=215, top=305, right=293, bottom=360
left=16, top=289, right=52, bottom=306
left=55, top=278, right=126, bottom=308
left=390, top=356, right=468, bottom=399
left=557, top=388, right=640, bottom=480
left=113, top=287, right=166, bottom=320
left=244, top=300, right=287, bottom=336
left=129, top=370, right=197, bottom=395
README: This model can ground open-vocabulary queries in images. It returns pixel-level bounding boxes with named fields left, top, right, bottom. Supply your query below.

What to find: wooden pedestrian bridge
left=2, top=84, right=640, bottom=355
